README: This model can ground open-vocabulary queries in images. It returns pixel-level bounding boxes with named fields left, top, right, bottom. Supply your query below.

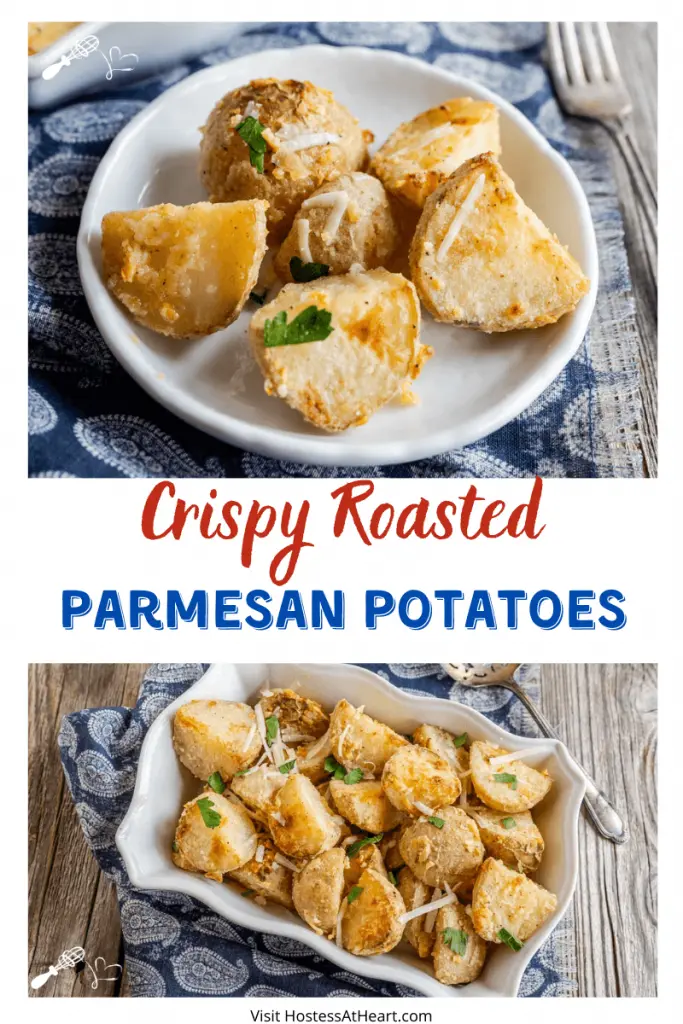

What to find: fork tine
left=560, top=22, right=586, bottom=85
left=547, top=22, right=568, bottom=87
left=578, top=23, right=605, bottom=82
left=596, top=22, right=621, bottom=82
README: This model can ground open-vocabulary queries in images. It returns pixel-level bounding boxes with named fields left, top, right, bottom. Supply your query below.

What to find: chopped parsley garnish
left=278, top=759, right=296, bottom=774
left=453, top=732, right=469, bottom=748
left=171, top=840, right=179, bottom=853
left=501, top=817, right=516, bottom=829
left=442, top=928, right=468, bottom=956
left=388, top=870, right=398, bottom=886
left=265, top=715, right=279, bottom=746
left=344, top=768, right=364, bottom=785
left=196, top=796, right=221, bottom=829
left=290, top=256, right=330, bottom=283
left=324, top=755, right=346, bottom=780
left=263, top=306, right=333, bottom=348
left=347, top=885, right=364, bottom=904
left=236, top=116, right=267, bottom=173
left=250, top=290, right=267, bottom=306
left=406, top=734, right=414, bottom=744
left=498, top=928, right=523, bottom=951
left=346, top=834, right=383, bottom=859
left=493, top=772, right=518, bottom=790
left=240, top=889, right=255, bottom=897
left=428, top=816, right=445, bottom=829
left=207, top=771, right=225, bottom=794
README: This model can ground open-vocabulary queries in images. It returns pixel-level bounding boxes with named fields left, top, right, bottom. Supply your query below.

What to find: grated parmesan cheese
left=274, top=852, right=299, bottom=872
left=254, top=703, right=274, bottom=763
left=300, top=729, right=330, bottom=761
left=414, top=801, right=434, bottom=816
left=423, top=888, right=443, bottom=933
left=243, top=100, right=261, bottom=120
left=392, top=122, right=456, bottom=159
left=277, top=129, right=342, bottom=152
left=255, top=844, right=265, bottom=863
left=271, top=811, right=285, bottom=826
left=302, top=190, right=349, bottom=242
left=489, top=747, right=541, bottom=767
left=399, top=889, right=456, bottom=925
left=241, top=724, right=256, bottom=752
left=437, top=172, right=486, bottom=261
left=297, top=218, right=313, bottom=263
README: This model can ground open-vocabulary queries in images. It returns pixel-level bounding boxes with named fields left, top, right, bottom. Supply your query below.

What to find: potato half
left=229, top=836, right=294, bottom=908
left=469, top=741, right=552, bottom=813
left=371, top=97, right=500, bottom=209
left=172, top=792, right=257, bottom=878
left=471, top=857, right=557, bottom=944
left=268, top=774, right=342, bottom=860
left=432, top=903, right=487, bottom=985
left=382, top=744, right=461, bottom=816
left=329, top=778, right=405, bottom=833
left=341, top=867, right=406, bottom=956
left=399, top=804, right=485, bottom=890
left=102, top=200, right=268, bottom=339
left=173, top=699, right=262, bottom=782
left=249, top=269, right=430, bottom=432
left=410, top=151, right=590, bottom=332
left=465, top=804, right=544, bottom=874
left=292, top=847, right=346, bottom=936
left=328, top=699, right=408, bottom=774
left=412, top=724, right=470, bottom=777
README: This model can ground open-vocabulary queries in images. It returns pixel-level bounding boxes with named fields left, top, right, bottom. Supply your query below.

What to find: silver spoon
left=441, top=663, right=628, bottom=844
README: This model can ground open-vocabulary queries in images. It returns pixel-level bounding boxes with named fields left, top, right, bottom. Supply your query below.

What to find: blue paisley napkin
left=59, top=662, right=577, bottom=997
left=29, top=22, right=641, bottom=479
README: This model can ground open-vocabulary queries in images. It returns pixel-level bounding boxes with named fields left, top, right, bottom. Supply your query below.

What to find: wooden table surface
left=28, top=662, right=657, bottom=998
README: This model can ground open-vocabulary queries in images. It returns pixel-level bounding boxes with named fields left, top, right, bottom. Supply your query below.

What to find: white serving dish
left=116, top=663, right=586, bottom=998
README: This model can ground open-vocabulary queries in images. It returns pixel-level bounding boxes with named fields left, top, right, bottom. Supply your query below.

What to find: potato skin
left=292, top=847, right=346, bottom=936
left=329, top=779, right=405, bottom=833
left=432, top=903, right=487, bottom=985
left=399, top=805, right=485, bottom=890
left=258, top=688, right=329, bottom=739
left=173, top=700, right=262, bottom=782
left=471, top=857, right=557, bottom=943
left=172, top=792, right=257, bottom=877
left=382, top=744, right=461, bottom=816
left=102, top=200, right=267, bottom=339
left=398, top=866, right=436, bottom=959
left=268, top=774, right=342, bottom=860
left=329, top=699, right=408, bottom=773
left=469, top=741, right=552, bottom=813
left=412, top=724, right=469, bottom=777
left=229, top=836, right=294, bottom=908
left=465, top=805, right=544, bottom=874
left=200, top=78, right=369, bottom=242
left=341, top=868, right=406, bottom=956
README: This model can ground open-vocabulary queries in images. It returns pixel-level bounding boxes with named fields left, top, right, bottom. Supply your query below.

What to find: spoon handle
left=504, top=681, right=629, bottom=844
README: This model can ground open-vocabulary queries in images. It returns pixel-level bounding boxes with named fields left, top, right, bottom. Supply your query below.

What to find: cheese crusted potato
left=341, top=868, right=406, bottom=956
left=432, top=903, right=487, bottom=985
left=379, top=831, right=406, bottom=871
left=268, top=774, right=342, bottom=860
left=412, top=724, right=470, bottom=777
left=173, top=700, right=262, bottom=782
left=172, top=792, right=257, bottom=879
left=230, top=764, right=288, bottom=824
left=329, top=699, right=408, bottom=774
left=469, top=741, right=552, bottom=813
left=229, top=836, right=294, bottom=908
left=382, top=744, right=461, bottom=816
left=200, top=78, right=369, bottom=242
left=293, top=848, right=346, bottom=936
left=398, top=866, right=436, bottom=959
left=371, top=98, right=500, bottom=210
left=410, top=151, right=590, bottom=332
left=249, top=269, right=430, bottom=432
left=471, top=857, right=557, bottom=944
left=296, top=732, right=332, bottom=783
left=399, top=805, right=485, bottom=890
left=274, top=172, right=400, bottom=280
left=329, top=779, right=405, bottom=833
left=101, top=200, right=267, bottom=339
left=465, top=805, right=544, bottom=874
left=343, top=841, right=387, bottom=887
left=259, top=688, right=329, bottom=740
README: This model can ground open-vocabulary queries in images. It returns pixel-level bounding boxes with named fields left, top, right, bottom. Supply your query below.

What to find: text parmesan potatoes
left=249, top=269, right=431, bottom=432
left=410, top=151, right=590, bottom=332
left=101, top=200, right=268, bottom=339
left=169, top=687, right=560, bottom=989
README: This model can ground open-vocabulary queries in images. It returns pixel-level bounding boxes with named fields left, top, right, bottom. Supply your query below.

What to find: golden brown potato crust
left=432, top=903, right=487, bottom=985
left=173, top=792, right=257, bottom=877
left=292, top=847, right=346, bottom=935
left=341, top=868, right=406, bottom=956
left=329, top=779, right=405, bottom=833
left=173, top=699, right=262, bottom=782
left=469, top=741, right=552, bottom=813
left=465, top=805, right=544, bottom=874
left=382, top=744, right=461, bottom=815
left=229, top=837, right=294, bottom=908
left=471, top=857, right=557, bottom=943
left=399, top=804, right=485, bottom=890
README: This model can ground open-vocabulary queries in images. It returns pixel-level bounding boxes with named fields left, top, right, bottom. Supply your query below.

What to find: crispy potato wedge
left=471, top=857, right=557, bottom=944
left=399, top=804, right=485, bottom=890
left=382, top=744, right=461, bottom=816
left=293, top=847, right=346, bottom=936
left=371, top=97, right=500, bottom=210
left=173, top=700, right=262, bottom=782
left=398, top=866, right=436, bottom=959
left=412, top=724, right=470, bottom=777
left=102, top=200, right=268, bottom=339
left=230, top=763, right=288, bottom=824
left=433, top=903, right=487, bottom=985
left=229, top=836, right=294, bottom=908
left=341, top=868, right=406, bottom=956
left=410, top=152, right=590, bottom=332
left=329, top=778, right=405, bottom=833
left=172, top=792, right=257, bottom=878
left=249, top=269, right=431, bottom=432
left=465, top=804, right=544, bottom=874
left=329, top=699, right=408, bottom=774
left=469, top=741, right=552, bottom=813
left=268, top=774, right=342, bottom=860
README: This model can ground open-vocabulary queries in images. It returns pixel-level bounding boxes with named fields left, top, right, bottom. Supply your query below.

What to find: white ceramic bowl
left=78, top=44, right=598, bottom=468
left=116, top=663, right=586, bottom=997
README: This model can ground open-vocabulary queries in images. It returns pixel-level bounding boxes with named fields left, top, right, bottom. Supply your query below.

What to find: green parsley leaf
left=263, top=306, right=333, bottom=348
left=344, top=768, right=364, bottom=785
left=196, top=796, right=221, bottom=829
left=347, top=885, right=364, bottom=904
left=250, top=290, right=267, bottom=306
left=493, top=772, right=518, bottom=790
left=501, top=817, right=516, bottom=829
left=453, top=732, right=468, bottom=748
left=498, top=928, right=523, bottom=951
left=442, top=927, right=468, bottom=956
left=388, top=870, right=398, bottom=886
left=427, top=816, right=445, bottom=829
left=236, top=116, right=267, bottom=173
left=207, top=771, right=225, bottom=794
left=324, top=755, right=346, bottom=780
left=406, top=734, right=414, bottom=744
left=278, top=759, right=296, bottom=774
left=265, top=715, right=279, bottom=746
left=171, top=840, right=179, bottom=853
left=290, top=256, right=330, bottom=283
left=240, top=889, right=255, bottom=897
left=346, top=834, right=383, bottom=859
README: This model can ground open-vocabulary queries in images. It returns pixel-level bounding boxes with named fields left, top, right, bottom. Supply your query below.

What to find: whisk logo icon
left=30, top=946, right=122, bottom=991
left=42, top=36, right=139, bottom=81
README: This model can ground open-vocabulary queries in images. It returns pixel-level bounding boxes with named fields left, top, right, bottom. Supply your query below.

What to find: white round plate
left=78, top=45, right=598, bottom=467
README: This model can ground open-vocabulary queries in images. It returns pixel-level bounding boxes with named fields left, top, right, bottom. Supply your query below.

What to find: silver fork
left=547, top=22, right=657, bottom=239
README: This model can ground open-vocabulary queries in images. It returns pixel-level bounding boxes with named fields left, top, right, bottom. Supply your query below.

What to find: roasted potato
left=382, top=744, right=461, bottom=816
left=231, top=763, right=287, bottom=823
left=258, top=688, right=329, bottom=740
left=249, top=269, right=430, bottom=432
left=410, top=151, right=590, bottom=332
left=101, top=200, right=267, bottom=339
left=172, top=792, right=257, bottom=878
left=199, top=78, right=369, bottom=242
left=371, top=97, right=500, bottom=210
left=341, top=868, right=406, bottom=956
left=229, top=836, right=294, bottom=908
left=274, top=172, right=400, bottom=280
left=329, top=778, right=405, bottom=833
left=471, top=857, right=557, bottom=944
left=379, top=831, right=406, bottom=871
left=173, top=699, right=262, bottom=782
left=296, top=732, right=332, bottom=783
left=268, top=774, right=342, bottom=860
left=432, top=903, right=487, bottom=985
left=412, top=724, right=470, bottom=777
left=399, top=805, right=485, bottom=890
left=469, top=741, right=552, bottom=813
left=343, top=841, right=387, bottom=888
left=465, top=805, right=544, bottom=874
left=398, top=866, right=436, bottom=959
left=329, top=699, right=408, bottom=773
left=292, top=847, right=346, bottom=936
